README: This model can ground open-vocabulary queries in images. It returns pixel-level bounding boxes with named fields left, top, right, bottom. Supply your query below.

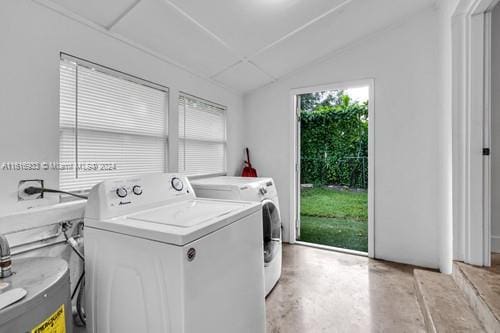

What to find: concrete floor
left=266, top=244, right=426, bottom=333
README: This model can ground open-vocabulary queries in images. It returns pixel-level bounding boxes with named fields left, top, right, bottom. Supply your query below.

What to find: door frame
left=289, top=79, right=375, bottom=258
left=452, top=0, right=499, bottom=266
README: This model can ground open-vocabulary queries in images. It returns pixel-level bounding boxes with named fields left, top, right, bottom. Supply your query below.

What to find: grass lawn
left=298, top=187, right=368, bottom=252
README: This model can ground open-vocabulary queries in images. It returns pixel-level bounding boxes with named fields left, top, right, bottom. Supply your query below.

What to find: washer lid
left=86, top=198, right=261, bottom=246
left=127, top=200, right=238, bottom=227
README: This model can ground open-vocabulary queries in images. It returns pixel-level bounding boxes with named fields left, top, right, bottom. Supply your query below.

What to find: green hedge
left=300, top=95, right=368, bottom=188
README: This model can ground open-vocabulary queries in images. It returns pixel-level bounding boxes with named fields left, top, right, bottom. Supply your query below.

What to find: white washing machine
left=190, top=176, right=282, bottom=296
left=84, top=173, right=266, bottom=333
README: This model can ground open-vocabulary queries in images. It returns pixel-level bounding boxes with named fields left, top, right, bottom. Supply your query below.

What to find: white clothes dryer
left=190, top=176, right=282, bottom=296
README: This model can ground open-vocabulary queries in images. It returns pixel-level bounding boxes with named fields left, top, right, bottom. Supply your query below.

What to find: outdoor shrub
left=300, top=93, right=368, bottom=188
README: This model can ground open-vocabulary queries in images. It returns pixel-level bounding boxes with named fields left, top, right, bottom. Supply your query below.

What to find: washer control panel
left=110, top=182, right=144, bottom=206
left=111, top=176, right=189, bottom=204
left=85, top=174, right=195, bottom=219
left=113, top=185, right=143, bottom=198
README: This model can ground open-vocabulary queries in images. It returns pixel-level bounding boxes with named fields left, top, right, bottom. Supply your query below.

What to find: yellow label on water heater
left=31, top=304, right=66, bottom=333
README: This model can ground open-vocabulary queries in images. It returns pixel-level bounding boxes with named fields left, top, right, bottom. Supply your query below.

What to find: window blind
left=178, top=95, right=227, bottom=175
left=59, top=57, right=168, bottom=191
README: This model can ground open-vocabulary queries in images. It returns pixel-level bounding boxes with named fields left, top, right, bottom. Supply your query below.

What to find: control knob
left=132, top=185, right=143, bottom=195
left=116, top=187, right=128, bottom=198
left=171, top=177, right=184, bottom=191
left=259, top=187, right=267, bottom=195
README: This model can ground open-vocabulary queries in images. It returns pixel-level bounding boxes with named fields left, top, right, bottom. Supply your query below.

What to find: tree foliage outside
left=300, top=91, right=368, bottom=188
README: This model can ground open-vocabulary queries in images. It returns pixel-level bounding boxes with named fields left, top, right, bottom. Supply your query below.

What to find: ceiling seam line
left=246, top=60, right=277, bottom=81
left=249, top=0, right=355, bottom=59
left=106, top=0, right=142, bottom=30
left=161, top=0, right=245, bottom=60
left=209, top=60, right=243, bottom=79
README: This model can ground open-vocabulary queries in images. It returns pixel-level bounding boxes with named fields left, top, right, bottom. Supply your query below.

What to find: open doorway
left=292, top=81, right=374, bottom=256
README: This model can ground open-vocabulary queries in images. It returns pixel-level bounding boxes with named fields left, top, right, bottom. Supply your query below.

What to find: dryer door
left=262, top=200, right=281, bottom=264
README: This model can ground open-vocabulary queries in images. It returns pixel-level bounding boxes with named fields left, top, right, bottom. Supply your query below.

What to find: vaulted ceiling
left=48, top=0, right=436, bottom=93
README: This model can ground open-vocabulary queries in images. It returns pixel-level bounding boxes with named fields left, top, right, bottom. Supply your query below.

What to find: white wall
left=244, top=7, right=442, bottom=268
left=0, top=0, right=244, bottom=216
left=491, top=3, right=500, bottom=253
left=436, top=0, right=460, bottom=273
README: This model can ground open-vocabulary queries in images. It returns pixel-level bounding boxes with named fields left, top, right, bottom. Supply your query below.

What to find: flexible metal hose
left=0, top=234, right=12, bottom=278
